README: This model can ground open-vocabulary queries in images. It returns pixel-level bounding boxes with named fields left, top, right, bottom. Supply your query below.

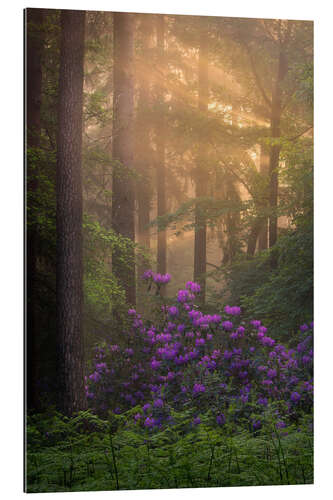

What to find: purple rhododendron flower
left=252, top=420, right=262, bottom=430
left=276, top=421, right=286, bottom=429
left=168, top=306, right=179, bottom=317
left=258, top=397, right=268, bottom=406
left=224, top=305, right=241, bottom=315
left=186, top=281, right=201, bottom=293
left=291, top=391, right=301, bottom=403
left=216, top=414, right=226, bottom=425
left=144, top=417, right=155, bottom=428
left=222, top=320, right=233, bottom=331
left=193, top=383, right=206, bottom=394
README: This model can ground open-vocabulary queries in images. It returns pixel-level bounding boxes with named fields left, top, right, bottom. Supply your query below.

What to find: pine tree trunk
left=247, top=145, right=270, bottom=257
left=56, top=9, right=86, bottom=416
left=112, top=12, right=136, bottom=305
left=136, top=15, right=153, bottom=281
left=26, top=8, right=44, bottom=411
left=194, top=24, right=208, bottom=302
left=268, top=49, right=288, bottom=251
left=258, top=145, right=270, bottom=251
left=156, top=15, right=167, bottom=278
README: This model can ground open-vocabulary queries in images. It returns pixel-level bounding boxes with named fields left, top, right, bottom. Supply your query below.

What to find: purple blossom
left=258, top=397, right=268, bottom=406
left=193, top=383, right=206, bottom=394
left=186, top=281, right=201, bottom=293
left=168, top=306, right=179, bottom=317
left=144, top=417, right=155, bottom=428
left=276, top=421, right=286, bottom=429
left=222, top=320, right=233, bottom=331
left=267, top=369, right=277, bottom=379
left=224, top=305, right=241, bottom=315
left=216, top=414, right=226, bottom=425
left=290, top=391, right=301, bottom=403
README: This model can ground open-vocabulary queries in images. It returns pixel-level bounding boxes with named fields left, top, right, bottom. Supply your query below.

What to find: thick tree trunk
left=156, top=15, right=167, bottom=278
left=194, top=24, right=208, bottom=302
left=136, top=15, right=153, bottom=281
left=112, top=13, right=136, bottom=305
left=26, top=8, right=44, bottom=411
left=56, top=9, right=86, bottom=415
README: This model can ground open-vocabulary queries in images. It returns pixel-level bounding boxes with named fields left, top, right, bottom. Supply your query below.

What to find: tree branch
left=243, top=44, right=272, bottom=111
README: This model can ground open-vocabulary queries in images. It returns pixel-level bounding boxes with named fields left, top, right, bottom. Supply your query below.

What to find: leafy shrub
left=86, top=273, right=313, bottom=433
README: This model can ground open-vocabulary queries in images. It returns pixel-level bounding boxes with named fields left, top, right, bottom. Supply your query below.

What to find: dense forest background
left=26, top=9, right=313, bottom=413
left=25, top=8, right=314, bottom=492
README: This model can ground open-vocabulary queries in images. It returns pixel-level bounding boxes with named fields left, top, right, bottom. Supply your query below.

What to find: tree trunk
left=56, top=9, right=86, bottom=415
left=112, top=12, right=136, bottom=305
left=194, top=23, right=208, bottom=302
left=156, top=15, right=167, bottom=278
left=268, top=49, right=288, bottom=250
left=247, top=144, right=270, bottom=257
left=136, top=15, right=153, bottom=281
left=26, top=8, right=44, bottom=411
left=258, top=145, right=270, bottom=251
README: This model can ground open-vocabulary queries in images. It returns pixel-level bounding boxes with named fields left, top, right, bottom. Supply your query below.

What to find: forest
left=25, top=8, right=313, bottom=492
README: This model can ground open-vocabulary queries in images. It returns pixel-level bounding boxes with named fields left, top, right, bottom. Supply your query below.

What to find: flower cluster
left=86, top=272, right=313, bottom=432
left=142, top=269, right=171, bottom=285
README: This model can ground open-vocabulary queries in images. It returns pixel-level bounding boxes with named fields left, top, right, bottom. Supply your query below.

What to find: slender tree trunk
left=194, top=23, right=208, bottom=302
left=56, top=9, right=86, bottom=415
left=268, top=48, right=288, bottom=250
left=247, top=218, right=262, bottom=258
left=136, top=15, right=153, bottom=281
left=247, top=145, right=270, bottom=257
left=258, top=145, right=270, bottom=251
left=156, top=15, right=167, bottom=278
left=26, top=8, right=44, bottom=411
left=112, top=12, right=136, bottom=305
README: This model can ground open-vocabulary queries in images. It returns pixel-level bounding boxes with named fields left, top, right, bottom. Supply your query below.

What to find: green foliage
left=26, top=409, right=313, bottom=492
left=241, top=222, right=313, bottom=340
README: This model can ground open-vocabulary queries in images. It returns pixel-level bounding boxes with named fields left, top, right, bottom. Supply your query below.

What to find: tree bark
left=268, top=48, right=288, bottom=250
left=56, top=9, right=86, bottom=415
left=136, top=15, right=153, bottom=281
left=246, top=145, right=270, bottom=257
left=258, top=145, right=270, bottom=251
left=156, top=15, right=167, bottom=278
left=112, top=12, right=136, bottom=305
left=194, top=23, right=208, bottom=302
left=26, top=8, right=44, bottom=411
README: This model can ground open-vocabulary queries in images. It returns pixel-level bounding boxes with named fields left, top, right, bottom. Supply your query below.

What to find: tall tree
left=156, top=15, right=167, bottom=278
left=112, top=12, right=136, bottom=305
left=193, top=20, right=209, bottom=301
left=56, top=9, right=86, bottom=415
left=258, top=145, right=269, bottom=251
left=135, top=15, right=153, bottom=281
left=268, top=29, right=289, bottom=250
left=26, top=7, right=44, bottom=410
left=246, top=146, right=270, bottom=257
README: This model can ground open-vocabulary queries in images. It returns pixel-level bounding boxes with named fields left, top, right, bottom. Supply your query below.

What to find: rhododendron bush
left=86, top=273, right=313, bottom=432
